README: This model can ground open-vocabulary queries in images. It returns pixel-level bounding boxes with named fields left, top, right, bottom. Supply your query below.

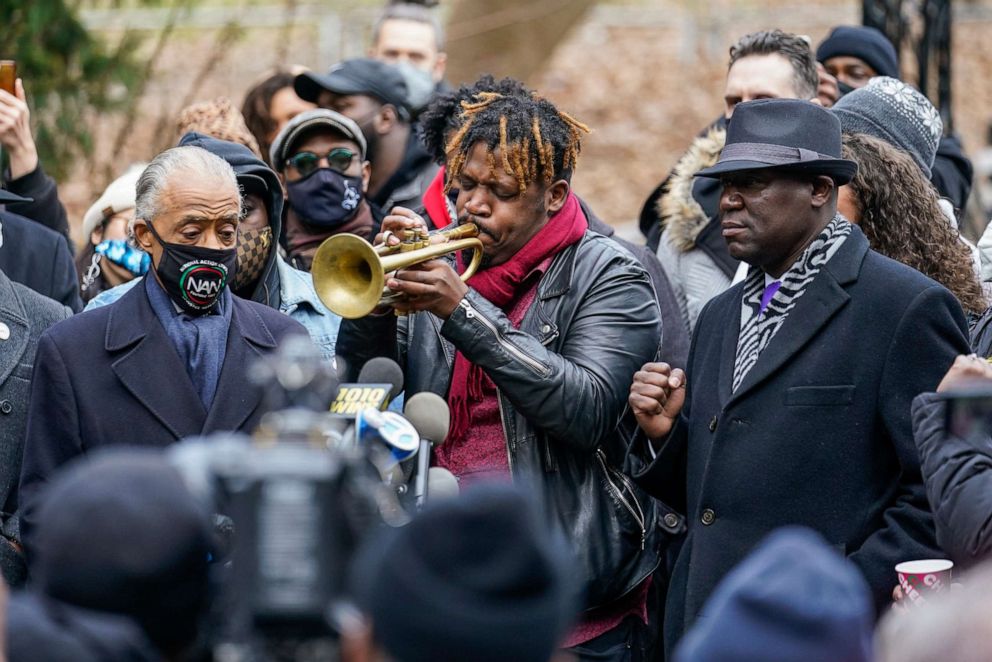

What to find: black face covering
left=837, top=80, right=856, bottom=98
left=145, top=221, right=237, bottom=315
left=286, top=168, right=364, bottom=227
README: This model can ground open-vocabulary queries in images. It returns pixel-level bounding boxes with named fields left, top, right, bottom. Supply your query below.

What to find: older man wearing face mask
left=19, top=146, right=309, bottom=547
left=87, top=132, right=342, bottom=361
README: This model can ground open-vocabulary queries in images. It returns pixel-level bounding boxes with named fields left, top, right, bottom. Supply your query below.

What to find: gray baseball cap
left=269, top=108, right=368, bottom=171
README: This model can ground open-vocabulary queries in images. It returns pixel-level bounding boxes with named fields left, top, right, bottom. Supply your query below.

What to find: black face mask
left=837, top=80, right=856, bottom=98
left=286, top=168, right=364, bottom=228
left=145, top=221, right=237, bottom=315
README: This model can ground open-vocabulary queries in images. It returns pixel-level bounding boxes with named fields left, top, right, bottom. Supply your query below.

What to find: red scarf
left=421, top=166, right=453, bottom=228
left=446, top=192, right=588, bottom=444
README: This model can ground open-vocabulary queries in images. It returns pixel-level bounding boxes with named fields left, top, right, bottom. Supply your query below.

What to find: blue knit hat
left=817, top=25, right=899, bottom=79
left=674, top=527, right=874, bottom=662
left=832, top=76, right=942, bottom=178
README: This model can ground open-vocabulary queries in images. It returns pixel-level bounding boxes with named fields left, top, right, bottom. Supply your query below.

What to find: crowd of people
left=3, top=2, right=992, bottom=660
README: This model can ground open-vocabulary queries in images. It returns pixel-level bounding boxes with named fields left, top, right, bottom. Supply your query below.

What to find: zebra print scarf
left=733, top=215, right=852, bottom=392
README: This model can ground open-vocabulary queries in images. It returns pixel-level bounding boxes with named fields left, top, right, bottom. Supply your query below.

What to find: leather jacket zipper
left=496, top=390, right=515, bottom=475
left=458, top=299, right=551, bottom=377
left=596, top=449, right=646, bottom=550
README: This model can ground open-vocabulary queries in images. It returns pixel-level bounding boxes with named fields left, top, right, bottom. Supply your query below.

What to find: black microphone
left=330, top=357, right=405, bottom=417
left=357, top=357, right=405, bottom=404
left=403, top=392, right=451, bottom=508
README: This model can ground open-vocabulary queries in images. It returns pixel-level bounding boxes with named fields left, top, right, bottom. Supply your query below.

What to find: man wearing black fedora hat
left=626, top=98, right=970, bottom=652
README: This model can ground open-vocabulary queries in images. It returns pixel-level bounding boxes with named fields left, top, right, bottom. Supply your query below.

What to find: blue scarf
left=145, top=275, right=232, bottom=409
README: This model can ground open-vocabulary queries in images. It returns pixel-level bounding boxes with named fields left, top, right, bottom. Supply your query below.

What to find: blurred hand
left=937, top=354, right=992, bottom=392
left=0, top=79, right=38, bottom=179
left=629, top=362, right=686, bottom=440
left=816, top=62, right=840, bottom=108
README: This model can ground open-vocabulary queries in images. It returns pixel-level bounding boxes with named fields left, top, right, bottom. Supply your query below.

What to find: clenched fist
left=629, top=362, right=686, bottom=440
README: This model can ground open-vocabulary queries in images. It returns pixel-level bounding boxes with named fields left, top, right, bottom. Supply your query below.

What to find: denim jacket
left=85, top=255, right=340, bottom=362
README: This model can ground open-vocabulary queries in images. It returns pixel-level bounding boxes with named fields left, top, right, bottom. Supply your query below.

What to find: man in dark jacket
left=338, top=91, right=669, bottom=661
left=0, top=267, right=71, bottom=586
left=19, top=145, right=308, bottom=549
left=0, top=189, right=81, bottom=312
left=295, top=58, right=439, bottom=214
left=269, top=109, right=380, bottom=271
left=627, top=99, right=970, bottom=653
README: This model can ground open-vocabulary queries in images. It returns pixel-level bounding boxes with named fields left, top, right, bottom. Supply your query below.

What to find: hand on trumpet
left=376, top=206, right=449, bottom=248
left=387, top=259, right=468, bottom=319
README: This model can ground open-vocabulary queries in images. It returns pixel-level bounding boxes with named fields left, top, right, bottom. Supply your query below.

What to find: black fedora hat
left=697, top=98, right=858, bottom=184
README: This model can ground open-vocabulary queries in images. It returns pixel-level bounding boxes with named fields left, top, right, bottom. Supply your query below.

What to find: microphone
left=330, top=357, right=405, bottom=417
left=403, top=392, right=451, bottom=508
left=357, top=357, right=405, bottom=403
left=426, top=467, right=459, bottom=501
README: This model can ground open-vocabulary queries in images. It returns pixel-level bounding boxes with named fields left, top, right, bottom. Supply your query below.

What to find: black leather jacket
left=337, top=231, right=684, bottom=608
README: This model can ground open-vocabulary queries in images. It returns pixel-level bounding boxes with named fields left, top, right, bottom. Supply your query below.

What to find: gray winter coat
left=0, top=269, right=71, bottom=584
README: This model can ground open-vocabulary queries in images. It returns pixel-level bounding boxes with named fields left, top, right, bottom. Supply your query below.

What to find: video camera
left=167, top=337, right=455, bottom=661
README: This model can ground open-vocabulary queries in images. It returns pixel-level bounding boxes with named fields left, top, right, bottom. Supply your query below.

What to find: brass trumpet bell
left=311, top=223, right=484, bottom=319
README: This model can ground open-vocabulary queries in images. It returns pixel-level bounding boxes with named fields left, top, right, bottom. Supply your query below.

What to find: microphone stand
left=413, top=438, right=431, bottom=508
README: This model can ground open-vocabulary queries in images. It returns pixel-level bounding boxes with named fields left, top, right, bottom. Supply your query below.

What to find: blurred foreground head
left=342, top=483, right=578, bottom=662
left=675, top=527, right=874, bottom=662
left=31, top=449, right=215, bottom=659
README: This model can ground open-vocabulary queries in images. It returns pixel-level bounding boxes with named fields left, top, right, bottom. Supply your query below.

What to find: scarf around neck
left=733, top=214, right=851, bottom=392
left=445, top=192, right=588, bottom=444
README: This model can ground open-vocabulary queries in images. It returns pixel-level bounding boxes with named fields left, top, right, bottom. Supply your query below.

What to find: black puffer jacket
left=337, top=231, right=683, bottom=608
left=913, top=391, right=992, bottom=568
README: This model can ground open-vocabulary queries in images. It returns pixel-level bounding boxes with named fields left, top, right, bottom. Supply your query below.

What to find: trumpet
left=311, top=223, right=484, bottom=319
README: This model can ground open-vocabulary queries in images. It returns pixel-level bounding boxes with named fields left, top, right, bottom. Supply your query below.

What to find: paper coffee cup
left=896, top=559, right=953, bottom=604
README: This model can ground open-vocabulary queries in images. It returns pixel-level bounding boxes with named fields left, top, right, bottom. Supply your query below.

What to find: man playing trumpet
left=336, top=87, right=668, bottom=660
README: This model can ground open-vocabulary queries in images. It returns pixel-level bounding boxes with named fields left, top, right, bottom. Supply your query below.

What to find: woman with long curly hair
left=839, top=131, right=987, bottom=315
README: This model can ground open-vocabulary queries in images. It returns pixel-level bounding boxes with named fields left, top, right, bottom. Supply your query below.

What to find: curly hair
left=444, top=89, right=589, bottom=193
left=842, top=132, right=987, bottom=314
left=419, top=75, right=535, bottom=165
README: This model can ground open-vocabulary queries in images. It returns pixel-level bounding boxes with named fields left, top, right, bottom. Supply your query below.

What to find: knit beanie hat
left=832, top=76, right=942, bottom=178
left=176, top=97, right=261, bottom=157
left=816, top=25, right=899, bottom=79
left=81, top=163, right=146, bottom=240
left=351, top=484, right=578, bottom=662
left=674, top=527, right=874, bottom=662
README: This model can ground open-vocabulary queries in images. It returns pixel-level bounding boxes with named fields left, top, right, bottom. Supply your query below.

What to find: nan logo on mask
left=179, top=260, right=229, bottom=309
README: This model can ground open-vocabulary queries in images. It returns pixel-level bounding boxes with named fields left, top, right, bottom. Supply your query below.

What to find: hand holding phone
left=0, top=61, right=15, bottom=97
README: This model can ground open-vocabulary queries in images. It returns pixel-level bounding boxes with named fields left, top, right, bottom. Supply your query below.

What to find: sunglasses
left=287, top=147, right=358, bottom=177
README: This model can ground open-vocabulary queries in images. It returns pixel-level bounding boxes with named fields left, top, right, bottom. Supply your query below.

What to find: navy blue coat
left=0, top=210, right=81, bottom=312
left=18, top=279, right=308, bottom=550
left=627, top=226, right=970, bottom=651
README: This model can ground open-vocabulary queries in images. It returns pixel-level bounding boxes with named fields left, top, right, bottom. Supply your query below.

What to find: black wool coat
left=627, top=226, right=970, bottom=652
left=0, top=210, right=81, bottom=312
left=18, top=279, right=308, bottom=553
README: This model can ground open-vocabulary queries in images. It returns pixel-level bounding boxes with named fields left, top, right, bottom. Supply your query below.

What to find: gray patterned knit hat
left=831, top=77, right=942, bottom=178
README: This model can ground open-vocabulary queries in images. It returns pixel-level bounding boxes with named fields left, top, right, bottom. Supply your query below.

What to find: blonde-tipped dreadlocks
left=443, top=89, right=590, bottom=194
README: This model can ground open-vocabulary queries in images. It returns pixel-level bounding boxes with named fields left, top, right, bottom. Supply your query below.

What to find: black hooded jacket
left=178, top=132, right=284, bottom=310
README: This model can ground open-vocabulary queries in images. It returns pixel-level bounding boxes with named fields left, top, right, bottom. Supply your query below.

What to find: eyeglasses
left=286, top=147, right=358, bottom=177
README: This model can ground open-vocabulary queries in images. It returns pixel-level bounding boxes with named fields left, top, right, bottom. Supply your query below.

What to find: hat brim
left=0, top=188, right=33, bottom=205
left=696, top=158, right=858, bottom=185
left=294, top=71, right=367, bottom=103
